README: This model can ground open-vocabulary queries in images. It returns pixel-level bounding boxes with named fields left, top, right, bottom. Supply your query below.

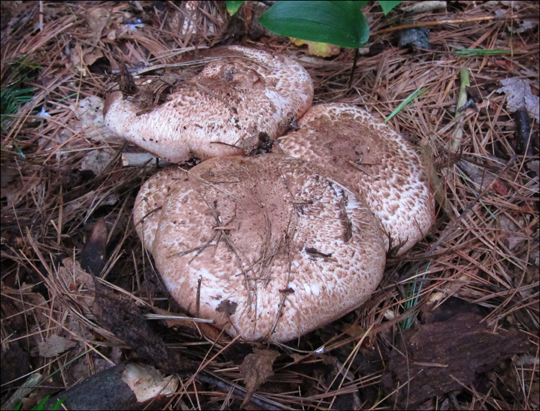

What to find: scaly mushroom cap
left=133, top=154, right=386, bottom=342
left=133, top=166, right=183, bottom=255
left=104, top=46, right=313, bottom=163
left=277, top=103, right=435, bottom=255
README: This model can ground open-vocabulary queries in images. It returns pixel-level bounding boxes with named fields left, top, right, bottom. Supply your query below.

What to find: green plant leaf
left=378, top=1, right=403, bottom=15
left=259, top=1, right=370, bottom=48
left=454, top=48, right=506, bottom=57
left=226, top=1, right=243, bottom=15
left=385, top=86, right=425, bottom=122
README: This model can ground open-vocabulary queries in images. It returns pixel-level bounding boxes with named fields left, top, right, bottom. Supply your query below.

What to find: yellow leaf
left=290, top=38, right=340, bottom=57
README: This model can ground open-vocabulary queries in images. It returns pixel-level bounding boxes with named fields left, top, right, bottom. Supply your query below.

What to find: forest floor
left=1, top=1, right=538, bottom=410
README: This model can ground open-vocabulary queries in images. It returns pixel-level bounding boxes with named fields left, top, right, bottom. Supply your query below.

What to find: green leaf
left=378, top=1, right=403, bottom=15
left=226, top=1, right=243, bottom=15
left=385, top=86, right=425, bottom=122
left=50, top=398, right=66, bottom=411
left=259, top=1, right=370, bottom=49
left=454, top=48, right=506, bottom=57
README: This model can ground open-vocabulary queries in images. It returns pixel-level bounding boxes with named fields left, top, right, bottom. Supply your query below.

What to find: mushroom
left=277, top=103, right=435, bottom=255
left=104, top=46, right=313, bottom=163
left=134, top=154, right=386, bottom=342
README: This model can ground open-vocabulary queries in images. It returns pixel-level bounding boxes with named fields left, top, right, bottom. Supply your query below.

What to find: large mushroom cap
left=134, top=154, right=386, bottom=342
left=104, top=46, right=313, bottom=163
left=277, top=103, right=435, bottom=255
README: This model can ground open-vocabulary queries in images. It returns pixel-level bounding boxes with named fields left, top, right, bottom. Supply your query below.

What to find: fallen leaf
left=84, top=8, right=111, bottom=45
left=457, top=160, right=508, bottom=194
left=508, top=18, right=538, bottom=34
left=496, top=78, right=539, bottom=121
left=71, top=96, right=119, bottom=142
left=56, top=258, right=96, bottom=309
left=121, top=363, right=178, bottom=402
left=81, top=149, right=115, bottom=175
left=499, top=215, right=530, bottom=251
left=290, top=38, right=340, bottom=57
left=38, top=335, right=77, bottom=358
left=82, top=48, right=104, bottom=66
left=240, top=349, right=280, bottom=407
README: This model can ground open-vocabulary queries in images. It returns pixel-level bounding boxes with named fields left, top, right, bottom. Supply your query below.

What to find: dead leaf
left=56, top=258, right=96, bottom=308
left=84, top=8, right=111, bottom=45
left=496, top=78, right=539, bottom=121
left=508, top=18, right=538, bottom=34
left=240, top=349, right=280, bottom=407
left=71, top=96, right=119, bottom=142
left=121, top=363, right=178, bottom=403
left=82, top=48, right=104, bottom=66
left=527, top=160, right=539, bottom=176
left=499, top=215, right=530, bottom=251
left=38, top=335, right=77, bottom=358
left=457, top=160, right=508, bottom=194
left=81, top=149, right=115, bottom=175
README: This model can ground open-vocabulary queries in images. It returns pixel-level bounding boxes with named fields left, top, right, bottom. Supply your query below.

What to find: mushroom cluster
left=107, top=47, right=435, bottom=342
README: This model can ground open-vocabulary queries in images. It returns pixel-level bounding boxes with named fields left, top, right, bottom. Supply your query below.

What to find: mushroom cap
left=277, top=103, right=435, bottom=255
left=133, top=154, right=386, bottom=342
left=133, top=166, right=183, bottom=255
left=104, top=46, right=313, bottom=163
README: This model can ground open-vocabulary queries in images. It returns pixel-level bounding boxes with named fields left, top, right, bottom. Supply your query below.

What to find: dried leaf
left=499, top=215, right=530, bottom=251
left=496, top=78, right=539, bottom=121
left=240, top=349, right=280, bottom=407
left=81, top=149, right=115, bottom=175
left=84, top=8, right=111, bottom=45
left=121, top=363, right=178, bottom=402
left=56, top=258, right=96, bottom=308
left=71, top=96, right=118, bottom=141
left=38, top=335, right=77, bottom=358
left=457, top=160, right=508, bottom=195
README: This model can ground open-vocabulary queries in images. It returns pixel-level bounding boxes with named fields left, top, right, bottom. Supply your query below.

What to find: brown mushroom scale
left=134, top=154, right=386, bottom=342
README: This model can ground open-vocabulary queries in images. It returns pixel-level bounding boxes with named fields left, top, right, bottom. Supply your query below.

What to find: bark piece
left=382, top=306, right=529, bottom=408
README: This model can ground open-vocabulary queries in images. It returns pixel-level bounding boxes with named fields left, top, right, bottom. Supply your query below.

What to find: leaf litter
left=1, top=1, right=538, bottom=410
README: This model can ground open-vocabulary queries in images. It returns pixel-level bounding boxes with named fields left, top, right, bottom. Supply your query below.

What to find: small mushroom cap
left=277, top=103, right=435, bottom=255
left=134, top=154, right=386, bottom=342
left=104, top=46, right=313, bottom=163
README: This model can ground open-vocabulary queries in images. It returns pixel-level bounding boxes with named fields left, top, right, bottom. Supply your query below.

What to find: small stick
left=347, top=48, right=360, bottom=89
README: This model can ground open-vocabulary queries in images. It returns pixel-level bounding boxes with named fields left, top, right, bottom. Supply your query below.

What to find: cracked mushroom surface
left=104, top=46, right=313, bottom=163
left=277, top=103, right=435, bottom=255
left=134, top=154, right=386, bottom=342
